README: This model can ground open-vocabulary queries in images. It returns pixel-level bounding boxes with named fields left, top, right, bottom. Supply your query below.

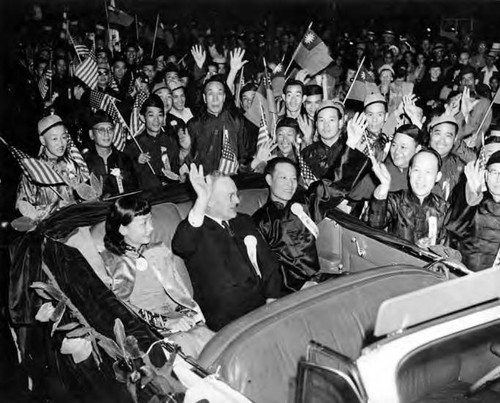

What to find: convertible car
left=8, top=175, right=479, bottom=403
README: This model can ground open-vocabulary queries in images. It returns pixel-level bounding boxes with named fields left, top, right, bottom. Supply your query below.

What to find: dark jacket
left=253, top=197, right=319, bottom=292
left=432, top=153, right=466, bottom=201
left=368, top=189, right=448, bottom=244
left=447, top=182, right=500, bottom=271
left=172, top=213, right=283, bottom=331
left=84, top=146, right=138, bottom=196
left=188, top=108, right=250, bottom=174
left=301, top=137, right=347, bottom=179
left=124, top=129, right=180, bottom=190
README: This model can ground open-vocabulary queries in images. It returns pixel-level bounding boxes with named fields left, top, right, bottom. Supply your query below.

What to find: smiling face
left=40, top=125, right=69, bottom=159
left=409, top=152, right=442, bottom=200
left=283, top=84, right=304, bottom=115
left=429, top=122, right=457, bottom=158
left=317, top=107, right=342, bottom=144
left=304, top=94, right=322, bottom=119
left=90, top=122, right=114, bottom=149
left=119, top=213, right=154, bottom=249
left=142, top=64, right=155, bottom=82
left=241, top=90, right=256, bottom=112
left=207, top=176, right=240, bottom=221
left=203, top=81, right=226, bottom=115
left=365, top=102, right=387, bottom=134
left=144, top=106, right=164, bottom=134
left=266, top=162, right=298, bottom=204
left=390, top=132, right=420, bottom=169
left=379, top=70, right=393, bottom=86
left=155, top=88, right=173, bottom=113
left=172, top=87, right=186, bottom=112
left=429, top=66, right=441, bottom=81
left=276, top=126, right=297, bottom=155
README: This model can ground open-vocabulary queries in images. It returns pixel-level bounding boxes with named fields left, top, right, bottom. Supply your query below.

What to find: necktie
left=222, top=221, right=234, bottom=237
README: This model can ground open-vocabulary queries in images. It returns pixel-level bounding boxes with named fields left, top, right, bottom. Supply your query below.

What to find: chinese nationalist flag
left=294, top=29, right=333, bottom=76
left=347, top=66, right=379, bottom=102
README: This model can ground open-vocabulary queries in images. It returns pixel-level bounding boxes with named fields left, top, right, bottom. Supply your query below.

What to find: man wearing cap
left=187, top=76, right=249, bottom=174
left=16, top=115, right=89, bottom=217
left=478, top=52, right=499, bottom=87
left=84, top=110, right=138, bottom=196
left=96, top=62, right=120, bottom=99
left=447, top=152, right=500, bottom=271
left=168, top=78, right=194, bottom=124
left=427, top=114, right=468, bottom=201
left=301, top=100, right=346, bottom=179
left=361, top=93, right=390, bottom=160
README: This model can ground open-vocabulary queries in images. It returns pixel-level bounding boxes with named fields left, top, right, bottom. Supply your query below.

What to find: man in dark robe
left=188, top=76, right=250, bottom=174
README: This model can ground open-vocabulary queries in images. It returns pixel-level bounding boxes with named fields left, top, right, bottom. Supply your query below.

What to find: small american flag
left=75, top=44, right=98, bottom=90
left=257, top=102, right=270, bottom=149
left=38, top=74, right=49, bottom=100
left=218, top=128, right=239, bottom=175
left=67, top=137, right=90, bottom=181
left=68, top=31, right=90, bottom=60
left=296, top=146, right=318, bottom=187
left=5, top=142, right=65, bottom=185
left=130, top=90, right=149, bottom=137
left=90, top=90, right=128, bottom=151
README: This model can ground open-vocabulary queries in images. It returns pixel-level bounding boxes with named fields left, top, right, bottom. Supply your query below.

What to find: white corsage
left=110, top=168, right=124, bottom=193
left=60, top=337, right=93, bottom=364
left=170, top=120, right=178, bottom=128
left=35, top=302, right=56, bottom=322
left=244, top=235, right=261, bottom=278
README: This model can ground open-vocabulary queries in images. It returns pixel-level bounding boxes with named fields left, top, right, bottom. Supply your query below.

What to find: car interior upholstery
left=398, top=320, right=500, bottom=403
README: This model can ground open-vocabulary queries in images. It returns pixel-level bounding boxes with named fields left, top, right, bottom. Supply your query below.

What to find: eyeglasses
left=94, top=127, right=114, bottom=135
left=98, top=70, right=109, bottom=76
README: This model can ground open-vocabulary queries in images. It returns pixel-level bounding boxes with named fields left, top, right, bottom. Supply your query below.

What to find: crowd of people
left=4, top=3, right=500, bottom=360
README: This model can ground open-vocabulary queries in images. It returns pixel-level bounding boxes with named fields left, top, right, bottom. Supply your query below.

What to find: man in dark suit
left=172, top=164, right=283, bottom=331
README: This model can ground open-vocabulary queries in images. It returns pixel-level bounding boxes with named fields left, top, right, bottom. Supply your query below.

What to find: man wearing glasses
left=84, top=110, right=138, bottom=197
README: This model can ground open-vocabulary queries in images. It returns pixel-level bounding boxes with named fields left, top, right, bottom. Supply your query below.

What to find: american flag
left=68, top=31, right=90, bottom=60
left=257, top=102, right=270, bottom=149
left=38, top=74, right=49, bottom=100
left=66, top=137, right=90, bottom=181
left=89, top=91, right=128, bottom=151
left=89, top=90, right=128, bottom=151
left=75, top=44, right=98, bottom=90
left=296, top=146, right=318, bottom=187
left=5, top=142, right=65, bottom=185
left=218, top=128, right=239, bottom=175
left=130, top=90, right=149, bottom=137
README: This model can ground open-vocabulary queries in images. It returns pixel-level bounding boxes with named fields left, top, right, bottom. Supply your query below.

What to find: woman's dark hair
left=104, top=196, right=151, bottom=255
